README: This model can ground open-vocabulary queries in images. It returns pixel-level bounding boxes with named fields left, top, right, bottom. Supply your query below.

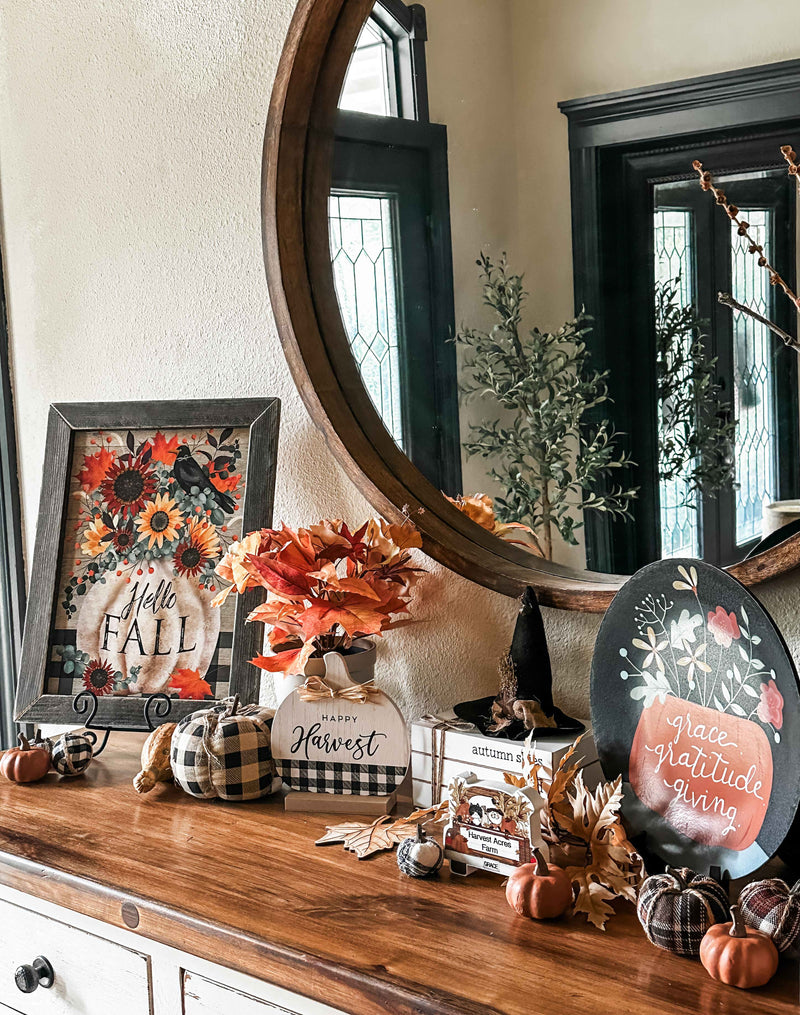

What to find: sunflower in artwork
left=173, top=517, right=220, bottom=578
left=82, top=658, right=116, bottom=696
left=135, top=493, right=183, bottom=549
left=81, top=517, right=112, bottom=557
left=112, top=524, right=136, bottom=554
left=101, top=453, right=156, bottom=518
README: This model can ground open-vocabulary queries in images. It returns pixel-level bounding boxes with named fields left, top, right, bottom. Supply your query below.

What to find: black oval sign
left=590, top=558, right=800, bottom=877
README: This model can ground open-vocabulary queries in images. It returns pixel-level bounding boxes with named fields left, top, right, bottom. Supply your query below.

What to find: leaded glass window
left=329, top=192, right=405, bottom=446
left=731, top=209, right=777, bottom=546
left=654, top=208, right=700, bottom=558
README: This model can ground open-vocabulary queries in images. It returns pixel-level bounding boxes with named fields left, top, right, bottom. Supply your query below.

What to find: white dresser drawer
left=0, top=899, right=152, bottom=1015
left=183, top=971, right=347, bottom=1015
left=184, top=972, right=298, bottom=1014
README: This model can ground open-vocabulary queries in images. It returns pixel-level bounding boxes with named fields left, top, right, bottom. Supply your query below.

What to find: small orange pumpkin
left=505, top=848, right=574, bottom=920
left=0, top=734, right=51, bottom=784
left=700, top=905, right=779, bottom=989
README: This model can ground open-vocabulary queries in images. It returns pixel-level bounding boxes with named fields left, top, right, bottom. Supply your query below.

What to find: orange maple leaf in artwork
left=210, top=472, right=241, bottom=494
left=77, top=449, right=115, bottom=492
left=148, top=432, right=179, bottom=464
left=168, top=668, right=212, bottom=700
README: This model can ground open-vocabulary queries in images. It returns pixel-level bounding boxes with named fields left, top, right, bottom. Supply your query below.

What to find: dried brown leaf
left=405, top=801, right=448, bottom=825
left=315, top=821, right=374, bottom=847
left=345, top=817, right=418, bottom=859
left=315, top=806, right=446, bottom=861
left=559, top=773, right=645, bottom=929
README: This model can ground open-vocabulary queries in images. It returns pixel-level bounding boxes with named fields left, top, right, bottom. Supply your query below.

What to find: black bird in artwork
left=169, top=445, right=236, bottom=514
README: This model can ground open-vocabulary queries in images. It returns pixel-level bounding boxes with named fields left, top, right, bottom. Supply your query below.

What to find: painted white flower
left=673, top=564, right=698, bottom=592
left=630, top=670, right=673, bottom=708
left=669, top=609, right=703, bottom=649
left=677, top=641, right=712, bottom=688
left=632, top=626, right=667, bottom=673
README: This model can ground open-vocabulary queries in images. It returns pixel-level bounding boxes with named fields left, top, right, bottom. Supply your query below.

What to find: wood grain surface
left=0, top=735, right=795, bottom=1015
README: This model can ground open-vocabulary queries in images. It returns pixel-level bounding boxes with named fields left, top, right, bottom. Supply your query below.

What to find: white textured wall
left=1, top=0, right=799, bottom=726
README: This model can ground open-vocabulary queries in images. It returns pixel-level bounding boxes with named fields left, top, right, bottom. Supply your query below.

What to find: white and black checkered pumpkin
left=50, top=732, right=94, bottom=777
left=637, top=867, right=729, bottom=957
left=171, top=696, right=279, bottom=801
left=397, top=824, right=443, bottom=878
left=739, top=878, right=800, bottom=956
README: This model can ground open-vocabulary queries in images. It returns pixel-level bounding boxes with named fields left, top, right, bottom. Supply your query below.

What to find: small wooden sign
left=443, top=771, right=544, bottom=877
left=270, top=653, right=409, bottom=795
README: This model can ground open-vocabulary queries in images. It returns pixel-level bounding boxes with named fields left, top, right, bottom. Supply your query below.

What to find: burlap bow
left=297, top=674, right=381, bottom=704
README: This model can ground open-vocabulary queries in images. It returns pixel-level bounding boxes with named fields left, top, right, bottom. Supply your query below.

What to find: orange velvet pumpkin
left=0, top=734, right=51, bottom=784
left=505, top=848, right=574, bottom=920
left=700, top=905, right=779, bottom=989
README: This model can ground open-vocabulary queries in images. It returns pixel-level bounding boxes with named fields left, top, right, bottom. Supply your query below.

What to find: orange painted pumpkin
left=0, top=735, right=51, bottom=784
left=700, top=905, right=778, bottom=989
left=505, top=848, right=574, bottom=920
left=629, top=696, right=772, bottom=851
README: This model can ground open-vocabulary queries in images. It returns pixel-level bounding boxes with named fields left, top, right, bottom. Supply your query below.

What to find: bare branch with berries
left=693, top=157, right=800, bottom=352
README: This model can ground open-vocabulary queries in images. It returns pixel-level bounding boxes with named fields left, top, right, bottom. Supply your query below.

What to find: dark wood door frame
left=561, top=59, right=800, bottom=575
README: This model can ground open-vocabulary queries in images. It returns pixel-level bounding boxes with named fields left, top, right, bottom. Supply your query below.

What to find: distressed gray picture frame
left=15, top=398, right=280, bottom=730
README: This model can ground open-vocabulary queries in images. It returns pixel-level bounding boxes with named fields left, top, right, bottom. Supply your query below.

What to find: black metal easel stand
left=70, top=691, right=173, bottom=756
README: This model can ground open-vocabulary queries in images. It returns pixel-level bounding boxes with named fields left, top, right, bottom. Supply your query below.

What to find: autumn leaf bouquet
left=213, top=517, right=425, bottom=676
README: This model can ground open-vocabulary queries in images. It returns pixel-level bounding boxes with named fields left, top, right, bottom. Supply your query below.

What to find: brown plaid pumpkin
left=637, top=867, right=729, bottom=957
left=739, top=878, right=800, bottom=956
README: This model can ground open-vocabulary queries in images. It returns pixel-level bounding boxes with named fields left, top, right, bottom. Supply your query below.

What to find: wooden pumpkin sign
left=443, top=771, right=544, bottom=877
left=591, top=558, right=800, bottom=878
left=270, top=653, right=409, bottom=795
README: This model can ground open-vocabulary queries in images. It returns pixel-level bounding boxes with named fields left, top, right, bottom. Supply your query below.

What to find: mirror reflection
left=330, top=0, right=800, bottom=574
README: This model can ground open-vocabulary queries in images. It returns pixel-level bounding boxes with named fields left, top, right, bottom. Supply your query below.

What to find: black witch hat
left=454, top=586, right=585, bottom=740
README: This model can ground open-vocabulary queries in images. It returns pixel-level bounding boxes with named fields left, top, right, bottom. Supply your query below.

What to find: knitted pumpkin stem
left=729, top=904, right=747, bottom=938
left=228, top=695, right=240, bottom=717
left=533, top=847, right=549, bottom=876
left=416, top=823, right=426, bottom=842
left=666, top=866, right=686, bottom=891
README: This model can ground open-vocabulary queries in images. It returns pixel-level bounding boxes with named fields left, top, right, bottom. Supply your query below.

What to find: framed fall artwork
left=15, top=399, right=280, bottom=729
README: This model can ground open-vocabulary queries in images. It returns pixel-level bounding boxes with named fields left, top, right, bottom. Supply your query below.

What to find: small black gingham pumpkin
left=739, top=878, right=800, bottom=956
left=397, top=824, right=443, bottom=879
left=171, top=695, right=279, bottom=801
left=637, top=867, right=728, bottom=957
left=50, top=732, right=94, bottom=777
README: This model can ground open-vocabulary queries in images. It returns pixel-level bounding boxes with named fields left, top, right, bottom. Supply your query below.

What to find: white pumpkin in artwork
left=76, top=558, right=220, bottom=693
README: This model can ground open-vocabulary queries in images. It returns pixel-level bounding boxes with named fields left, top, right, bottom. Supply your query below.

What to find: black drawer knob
left=15, top=956, right=55, bottom=993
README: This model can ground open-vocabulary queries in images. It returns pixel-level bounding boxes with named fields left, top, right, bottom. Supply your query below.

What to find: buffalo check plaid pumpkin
left=739, top=878, right=800, bottom=955
left=171, top=696, right=280, bottom=801
left=637, top=867, right=729, bottom=956
left=50, top=732, right=94, bottom=777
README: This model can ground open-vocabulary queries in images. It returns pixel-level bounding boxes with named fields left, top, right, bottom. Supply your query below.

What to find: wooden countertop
left=0, top=734, right=796, bottom=1015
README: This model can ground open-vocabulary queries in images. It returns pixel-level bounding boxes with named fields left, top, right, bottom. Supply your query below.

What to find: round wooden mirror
left=262, top=0, right=800, bottom=610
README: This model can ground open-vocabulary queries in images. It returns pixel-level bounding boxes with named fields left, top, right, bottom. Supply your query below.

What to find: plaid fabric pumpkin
left=740, top=878, right=800, bottom=956
left=637, top=867, right=729, bottom=956
left=50, top=732, right=94, bottom=777
left=171, top=696, right=279, bottom=801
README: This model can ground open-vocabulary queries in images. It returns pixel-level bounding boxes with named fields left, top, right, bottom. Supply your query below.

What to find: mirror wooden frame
left=261, top=0, right=800, bottom=611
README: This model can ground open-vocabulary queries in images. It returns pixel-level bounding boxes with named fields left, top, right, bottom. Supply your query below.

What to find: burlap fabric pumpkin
left=171, top=696, right=279, bottom=801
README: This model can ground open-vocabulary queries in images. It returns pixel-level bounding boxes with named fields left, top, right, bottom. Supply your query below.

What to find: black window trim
left=560, top=58, right=800, bottom=574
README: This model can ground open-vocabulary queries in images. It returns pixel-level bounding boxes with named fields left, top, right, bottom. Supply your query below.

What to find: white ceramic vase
left=271, top=637, right=377, bottom=704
